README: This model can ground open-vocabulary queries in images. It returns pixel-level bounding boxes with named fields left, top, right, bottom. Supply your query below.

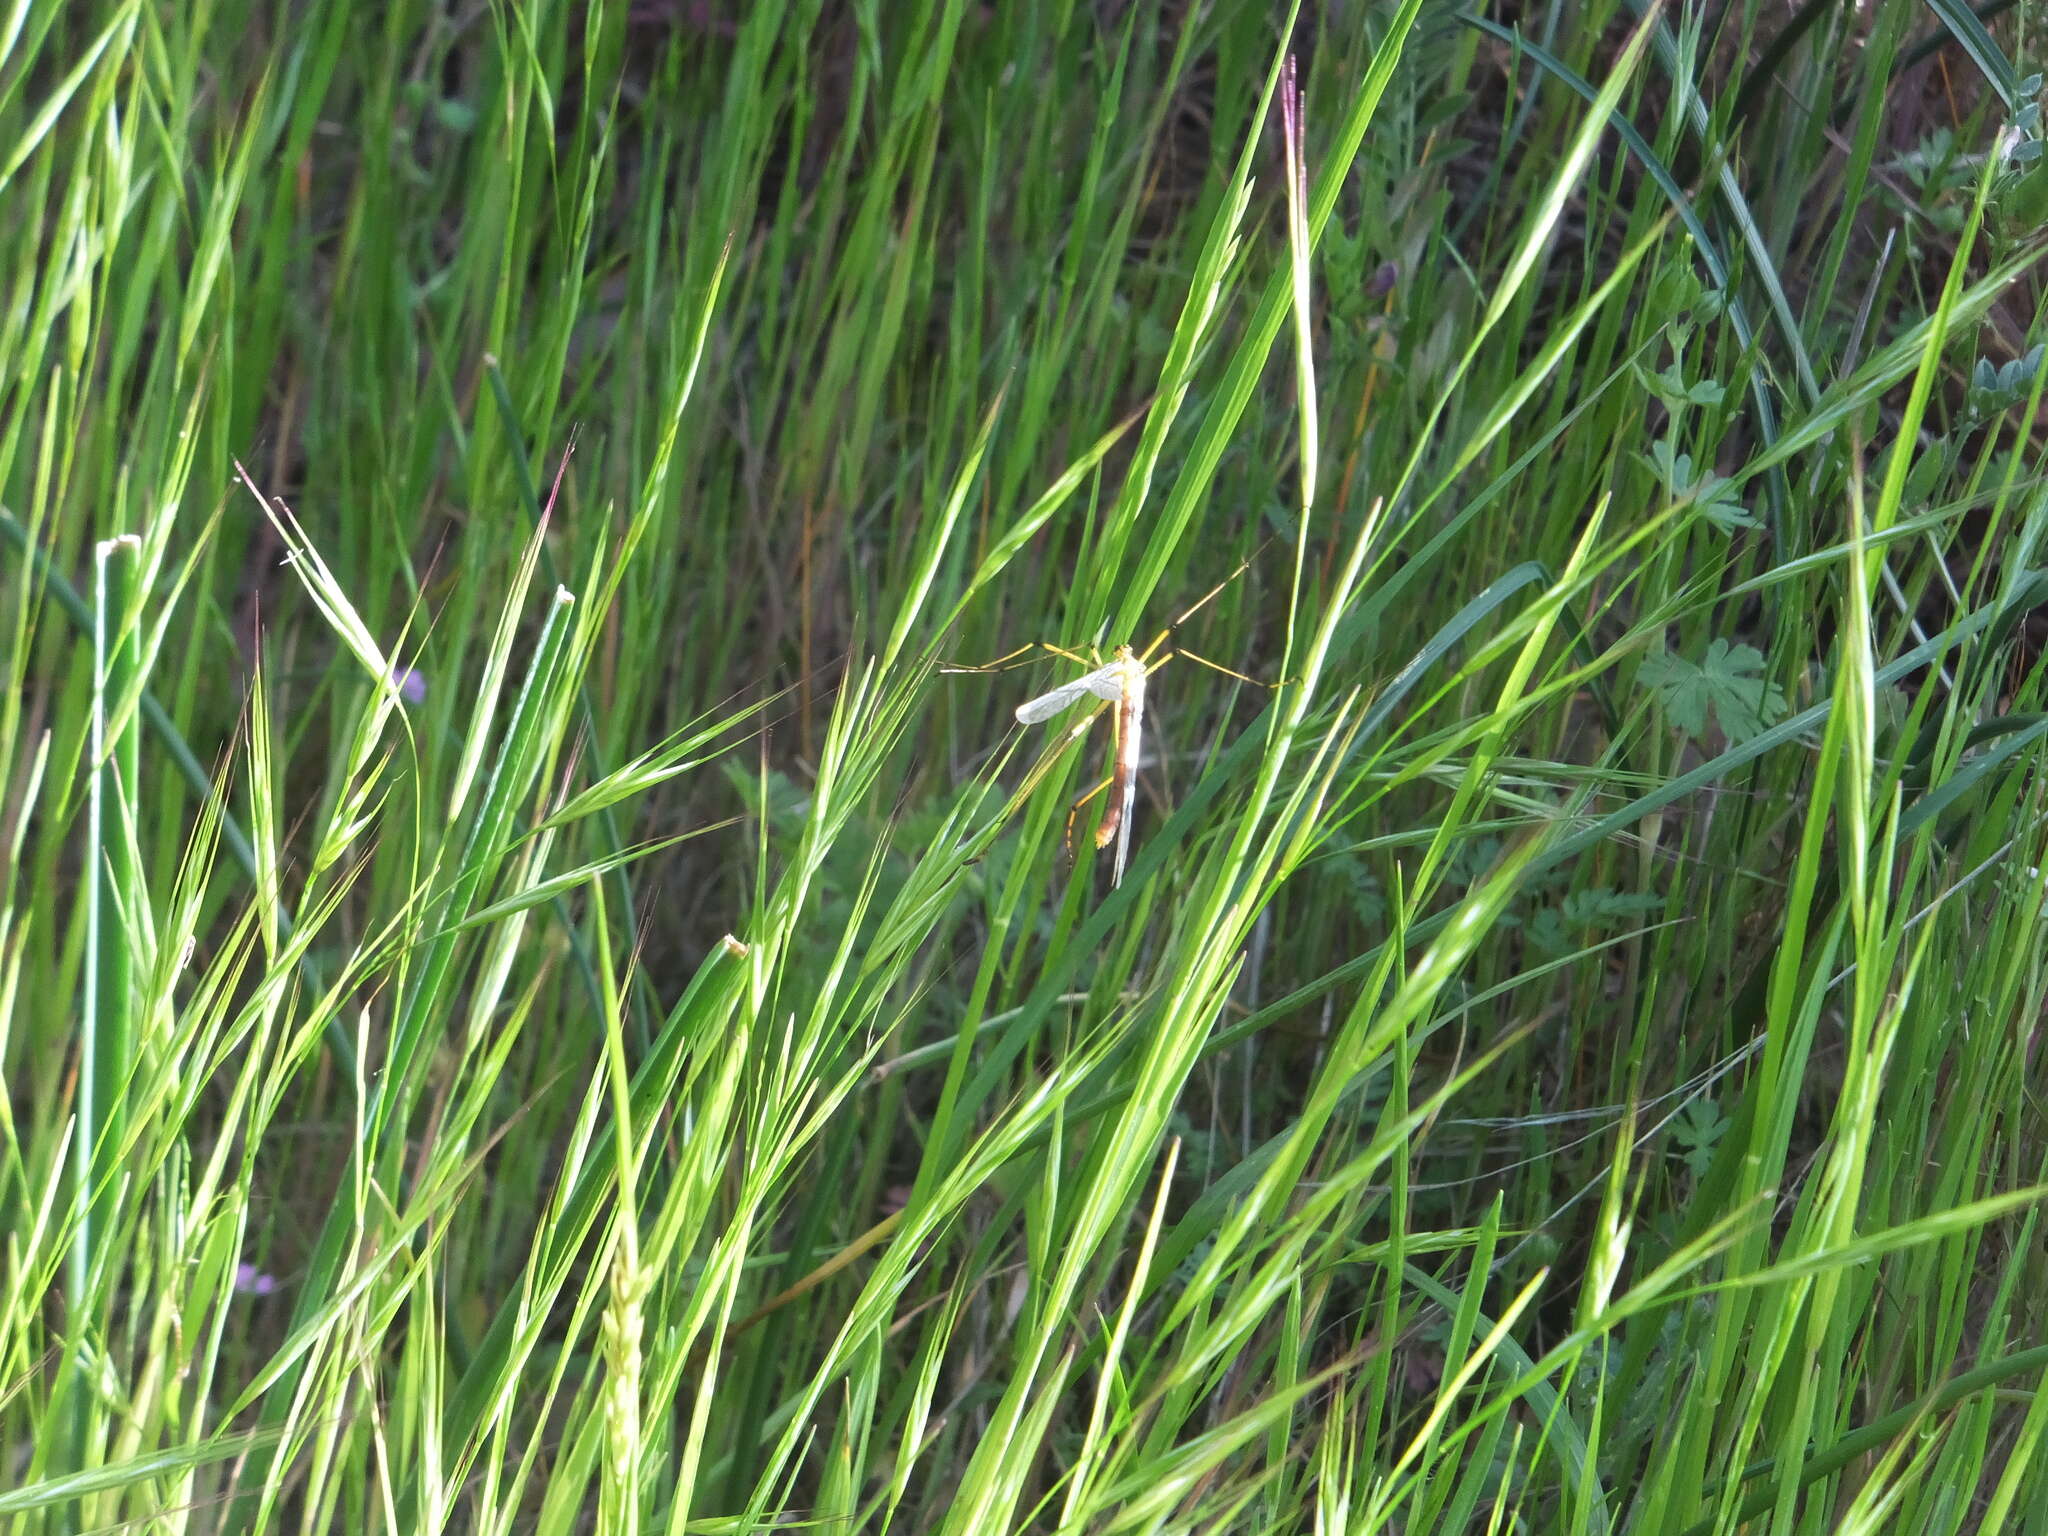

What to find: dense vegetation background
left=6, top=0, right=2048, bottom=1529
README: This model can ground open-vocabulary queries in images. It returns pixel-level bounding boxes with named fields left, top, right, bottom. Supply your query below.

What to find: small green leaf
left=1639, top=639, right=1788, bottom=745
left=1638, top=364, right=1723, bottom=410
left=1670, top=1098, right=1728, bottom=1180
left=1642, top=437, right=1686, bottom=488
left=1650, top=265, right=1702, bottom=317
left=1695, top=477, right=1758, bottom=532
left=1525, top=888, right=1665, bottom=956
left=1325, top=852, right=1385, bottom=926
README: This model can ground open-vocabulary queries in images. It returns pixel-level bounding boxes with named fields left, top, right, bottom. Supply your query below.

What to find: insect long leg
left=1063, top=773, right=1114, bottom=862
left=941, top=640, right=1096, bottom=675
left=1134, top=540, right=1275, bottom=666
left=1135, top=625, right=1174, bottom=667
left=1169, top=645, right=1275, bottom=687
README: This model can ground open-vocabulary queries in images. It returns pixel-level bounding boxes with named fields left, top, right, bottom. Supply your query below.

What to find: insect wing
left=1016, top=664, right=1123, bottom=724
left=1083, top=669, right=1133, bottom=702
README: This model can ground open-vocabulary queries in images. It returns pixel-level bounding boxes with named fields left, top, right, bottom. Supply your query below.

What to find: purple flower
left=234, top=1262, right=279, bottom=1297
left=392, top=666, right=427, bottom=705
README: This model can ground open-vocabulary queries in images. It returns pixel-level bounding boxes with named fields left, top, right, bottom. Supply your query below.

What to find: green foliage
left=1669, top=1098, right=1729, bottom=1185
left=1521, top=887, right=1667, bottom=958
left=1639, top=638, right=1790, bottom=745
left=4, top=1, right=2048, bottom=1532
left=1969, top=341, right=2045, bottom=414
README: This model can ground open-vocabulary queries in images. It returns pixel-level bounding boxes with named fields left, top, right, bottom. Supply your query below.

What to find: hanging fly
left=1010, top=643, right=1152, bottom=886
left=946, top=548, right=1271, bottom=888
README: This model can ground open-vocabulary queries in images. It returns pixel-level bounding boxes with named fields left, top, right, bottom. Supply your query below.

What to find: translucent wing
left=1016, top=663, right=1125, bottom=724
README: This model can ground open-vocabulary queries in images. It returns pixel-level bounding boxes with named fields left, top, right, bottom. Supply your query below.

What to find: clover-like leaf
left=1525, top=888, right=1666, bottom=957
left=1639, top=639, right=1787, bottom=745
left=1643, top=437, right=1755, bottom=530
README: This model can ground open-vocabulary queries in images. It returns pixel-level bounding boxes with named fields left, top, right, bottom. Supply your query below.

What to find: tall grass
left=5, top=0, right=2048, bottom=1530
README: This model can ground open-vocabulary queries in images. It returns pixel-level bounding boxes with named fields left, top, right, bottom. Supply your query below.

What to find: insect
left=1011, top=643, right=1153, bottom=886
left=948, top=554, right=1269, bottom=887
